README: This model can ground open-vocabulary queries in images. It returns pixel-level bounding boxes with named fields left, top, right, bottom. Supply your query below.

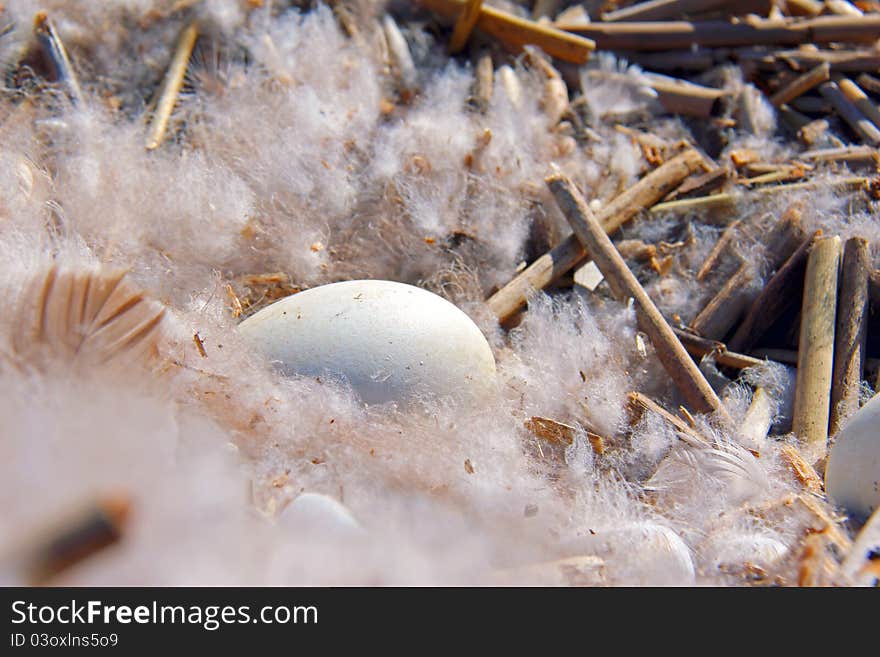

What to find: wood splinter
left=547, top=174, right=731, bottom=422
left=793, top=236, right=841, bottom=462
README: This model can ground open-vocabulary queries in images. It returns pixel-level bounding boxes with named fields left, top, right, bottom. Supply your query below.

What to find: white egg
left=562, top=521, right=695, bottom=585
left=279, top=493, right=366, bottom=540
left=706, top=532, right=788, bottom=571
left=825, top=393, right=880, bottom=519
left=238, top=279, right=497, bottom=406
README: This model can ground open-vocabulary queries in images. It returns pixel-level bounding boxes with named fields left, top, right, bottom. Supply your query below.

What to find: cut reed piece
left=11, top=266, right=167, bottom=370
left=818, top=81, right=880, bottom=146
left=601, top=0, right=735, bottom=22
left=728, top=230, right=821, bottom=353
left=417, top=0, right=595, bottom=63
left=870, top=269, right=880, bottom=310
left=838, top=78, right=880, bottom=132
left=626, top=392, right=709, bottom=447
left=145, top=21, right=198, bottom=151
left=672, top=328, right=767, bottom=369
left=487, top=149, right=703, bottom=324
left=448, top=0, right=483, bottom=54
left=33, top=11, right=84, bottom=106
left=564, top=15, right=880, bottom=51
left=768, top=61, right=830, bottom=107
left=547, top=174, right=729, bottom=420
left=793, top=236, right=841, bottom=460
left=20, top=494, right=131, bottom=585
left=690, top=206, right=806, bottom=341
left=829, top=237, right=869, bottom=436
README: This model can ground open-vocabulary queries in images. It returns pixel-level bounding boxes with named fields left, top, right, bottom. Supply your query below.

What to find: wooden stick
left=417, top=0, right=595, bottom=63
left=690, top=207, right=806, bottom=340
left=672, top=327, right=769, bottom=369
left=769, top=62, right=830, bottom=107
left=33, top=11, right=84, bottom=106
left=563, top=15, right=880, bottom=51
left=818, top=81, right=880, bottom=146
left=547, top=174, right=730, bottom=420
left=601, top=0, right=735, bottom=22
left=487, top=149, right=703, bottom=324
left=728, top=231, right=821, bottom=353
left=838, top=78, right=880, bottom=132
left=145, top=21, right=198, bottom=151
left=448, top=0, right=483, bottom=54
left=829, top=237, right=870, bottom=436
left=793, top=236, right=841, bottom=460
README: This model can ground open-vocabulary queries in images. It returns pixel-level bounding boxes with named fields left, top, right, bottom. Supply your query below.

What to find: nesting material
left=3, top=1, right=879, bottom=587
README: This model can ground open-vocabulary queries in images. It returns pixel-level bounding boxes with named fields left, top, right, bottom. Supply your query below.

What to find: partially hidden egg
left=825, top=393, right=880, bottom=519
left=237, top=279, right=497, bottom=406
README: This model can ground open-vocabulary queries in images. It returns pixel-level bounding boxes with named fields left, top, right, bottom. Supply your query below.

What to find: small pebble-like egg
left=279, top=493, right=366, bottom=540
left=825, top=393, right=880, bottom=519
left=238, top=280, right=497, bottom=406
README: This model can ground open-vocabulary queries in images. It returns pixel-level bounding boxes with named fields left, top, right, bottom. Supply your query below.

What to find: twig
left=33, top=11, right=84, bottom=106
left=145, top=21, right=198, bottom=150
left=690, top=206, right=806, bottom=340
left=417, top=0, right=595, bottom=63
left=769, top=61, right=830, bottom=107
left=563, top=15, right=880, bottom=51
left=696, top=215, right=753, bottom=281
left=829, top=237, right=869, bottom=436
left=793, top=236, right=841, bottom=461
left=448, top=0, right=483, bottom=54
left=487, top=149, right=703, bottom=324
left=818, top=80, right=880, bottom=146
left=547, top=174, right=730, bottom=420
left=728, top=230, right=821, bottom=353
